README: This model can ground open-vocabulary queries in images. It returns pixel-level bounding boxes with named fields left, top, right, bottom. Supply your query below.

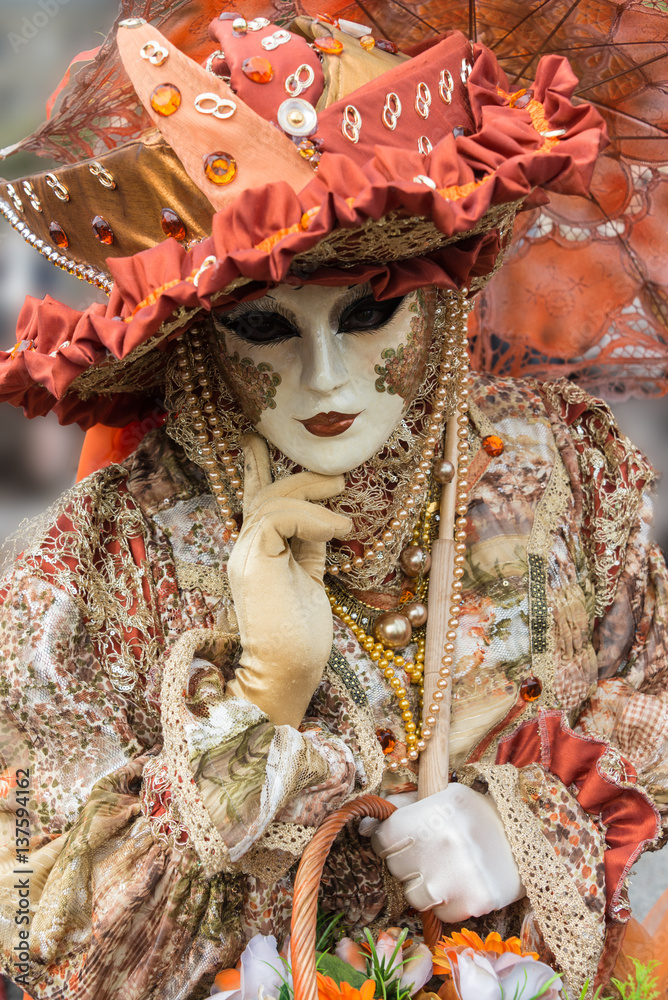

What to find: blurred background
left=0, top=0, right=666, bottom=956
left=0, top=0, right=114, bottom=543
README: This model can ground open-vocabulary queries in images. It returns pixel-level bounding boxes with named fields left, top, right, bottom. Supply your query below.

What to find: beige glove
left=371, top=784, right=525, bottom=923
left=226, top=433, right=352, bottom=727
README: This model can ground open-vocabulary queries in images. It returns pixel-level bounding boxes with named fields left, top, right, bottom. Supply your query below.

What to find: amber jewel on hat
left=0, top=3, right=605, bottom=429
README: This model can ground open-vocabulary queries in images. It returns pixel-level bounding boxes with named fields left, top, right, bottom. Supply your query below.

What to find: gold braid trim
left=526, top=454, right=572, bottom=709
left=460, top=762, right=603, bottom=999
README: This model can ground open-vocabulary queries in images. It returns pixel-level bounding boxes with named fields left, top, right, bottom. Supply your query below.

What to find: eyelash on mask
left=216, top=284, right=398, bottom=344
left=221, top=298, right=296, bottom=327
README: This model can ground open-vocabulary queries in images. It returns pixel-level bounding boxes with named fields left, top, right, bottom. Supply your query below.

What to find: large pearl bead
left=399, top=545, right=432, bottom=579
left=405, top=601, right=428, bottom=627
left=433, top=459, right=455, bottom=484
left=373, top=612, right=413, bottom=650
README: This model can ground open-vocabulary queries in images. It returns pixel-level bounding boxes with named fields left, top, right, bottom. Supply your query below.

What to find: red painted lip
left=299, top=411, right=361, bottom=437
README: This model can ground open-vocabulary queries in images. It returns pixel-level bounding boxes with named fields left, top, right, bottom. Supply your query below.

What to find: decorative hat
left=0, top=3, right=605, bottom=429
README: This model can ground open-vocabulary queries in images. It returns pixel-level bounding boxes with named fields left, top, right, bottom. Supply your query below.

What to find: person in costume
left=0, top=6, right=666, bottom=1000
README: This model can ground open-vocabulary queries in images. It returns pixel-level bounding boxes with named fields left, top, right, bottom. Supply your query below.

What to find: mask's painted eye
left=225, top=311, right=298, bottom=345
left=339, top=294, right=405, bottom=333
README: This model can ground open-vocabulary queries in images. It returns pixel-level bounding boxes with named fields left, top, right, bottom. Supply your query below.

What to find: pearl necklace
left=174, top=333, right=243, bottom=542
left=327, top=320, right=472, bottom=771
left=324, top=291, right=470, bottom=580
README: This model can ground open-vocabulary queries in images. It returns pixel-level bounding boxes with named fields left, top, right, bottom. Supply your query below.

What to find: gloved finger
left=402, top=875, right=445, bottom=913
left=370, top=825, right=414, bottom=862
left=241, top=433, right=273, bottom=516
left=290, top=538, right=326, bottom=584
left=257, top=470, right=347, bottom=505
left=251, top=498, right=352, bottom=548
left=358, top=818, right=380, bottom=837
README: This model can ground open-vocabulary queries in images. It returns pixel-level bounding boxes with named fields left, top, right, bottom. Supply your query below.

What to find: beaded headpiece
left=0, top=3, right=605, bottom=429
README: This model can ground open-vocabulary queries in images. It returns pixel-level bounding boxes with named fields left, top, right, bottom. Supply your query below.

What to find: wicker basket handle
left=291, top=793, right=443, bottom=1000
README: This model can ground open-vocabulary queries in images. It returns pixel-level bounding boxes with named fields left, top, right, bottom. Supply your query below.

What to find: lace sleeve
left=142, top=629, right=358, bottom=876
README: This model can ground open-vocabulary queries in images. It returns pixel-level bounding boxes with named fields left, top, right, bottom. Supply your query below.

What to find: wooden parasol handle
left=291, top=794, right=443, bottom=1000
left=292, top=416, right=463, bottom=1000
left=418, top=415, right=459, bottom=800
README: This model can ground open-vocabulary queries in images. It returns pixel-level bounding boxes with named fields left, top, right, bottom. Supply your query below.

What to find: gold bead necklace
left=326, top=309, right=472, bottom=770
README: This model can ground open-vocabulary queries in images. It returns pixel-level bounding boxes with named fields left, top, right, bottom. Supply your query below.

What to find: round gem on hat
left=150, top=83, right=181, bottom=117
left=242, top=56, right=274, bottom=84
left=232, top=17, right=248, bottom=35
left=203, top=152, right=237, bottom=185
left=160, top=208, right=186, bottom=240
left=359, top=34, right=376, bottom=51
left=92, top=216, right=114, bottom=245
left=49, top=221, right=69, bottom=249
left=482, top=434, right=504, bottom=457
left=376, top=38, right=399, bottom=54
left=313, top=36, right=343, bottom=55
left=277, top=98, right=318, bottom=137
left=119, top=17, right=146, bottom=27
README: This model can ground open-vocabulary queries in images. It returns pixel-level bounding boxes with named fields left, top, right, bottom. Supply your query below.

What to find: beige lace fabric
left=143, top=628, right=237, bottom=876
left=526, top=455, right=573, bottom=709
left=460, top=762, right=603, bottom=998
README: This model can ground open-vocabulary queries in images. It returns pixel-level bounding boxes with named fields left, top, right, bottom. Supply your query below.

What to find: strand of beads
left=402, top=491, right=439, bottom=716
left=175, top=335, right=242, bottom=542
left=327, top=591, right=421, bottom=765
left=418, top=296, right=472, bottom=752
left=326, top=291, right=458, bottom=579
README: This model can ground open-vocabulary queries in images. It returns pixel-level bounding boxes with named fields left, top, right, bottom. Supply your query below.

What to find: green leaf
left=279, top=984, right=292, bottom=1000
left=316, top=952, right=369, bottom=990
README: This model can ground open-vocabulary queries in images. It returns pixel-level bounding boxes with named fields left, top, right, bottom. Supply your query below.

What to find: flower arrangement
left=209, top=921, right=661, bottom=1000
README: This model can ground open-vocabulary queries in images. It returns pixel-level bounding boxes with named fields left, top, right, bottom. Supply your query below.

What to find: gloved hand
left=370, top=783, right=525, bottom=922
left=226, top=433, right=352, bottom=728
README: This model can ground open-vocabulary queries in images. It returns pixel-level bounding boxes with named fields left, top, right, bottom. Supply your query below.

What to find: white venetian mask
left=215, top=282, right=434, bottom=475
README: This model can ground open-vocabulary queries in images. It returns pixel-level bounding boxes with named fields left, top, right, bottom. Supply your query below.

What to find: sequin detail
left=528, top=553, right=549, bottom=655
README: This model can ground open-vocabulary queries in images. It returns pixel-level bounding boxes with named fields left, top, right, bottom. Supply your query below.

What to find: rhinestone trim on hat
left=0, top=198, right=113, bottom=292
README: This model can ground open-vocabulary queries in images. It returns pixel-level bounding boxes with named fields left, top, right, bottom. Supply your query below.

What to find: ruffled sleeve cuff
left=495, top=709, right=662, bottom=921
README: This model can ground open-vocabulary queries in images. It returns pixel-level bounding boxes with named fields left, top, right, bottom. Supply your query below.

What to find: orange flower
left=317, top=972, right=377, bottom=1000
left=213, top=968, right=241, bottom=992
left=432, top=929, right=538, bottom=976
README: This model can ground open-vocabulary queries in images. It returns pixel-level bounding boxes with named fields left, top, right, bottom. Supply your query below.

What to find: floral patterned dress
left=0, top=375, right=666, bottom=1000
